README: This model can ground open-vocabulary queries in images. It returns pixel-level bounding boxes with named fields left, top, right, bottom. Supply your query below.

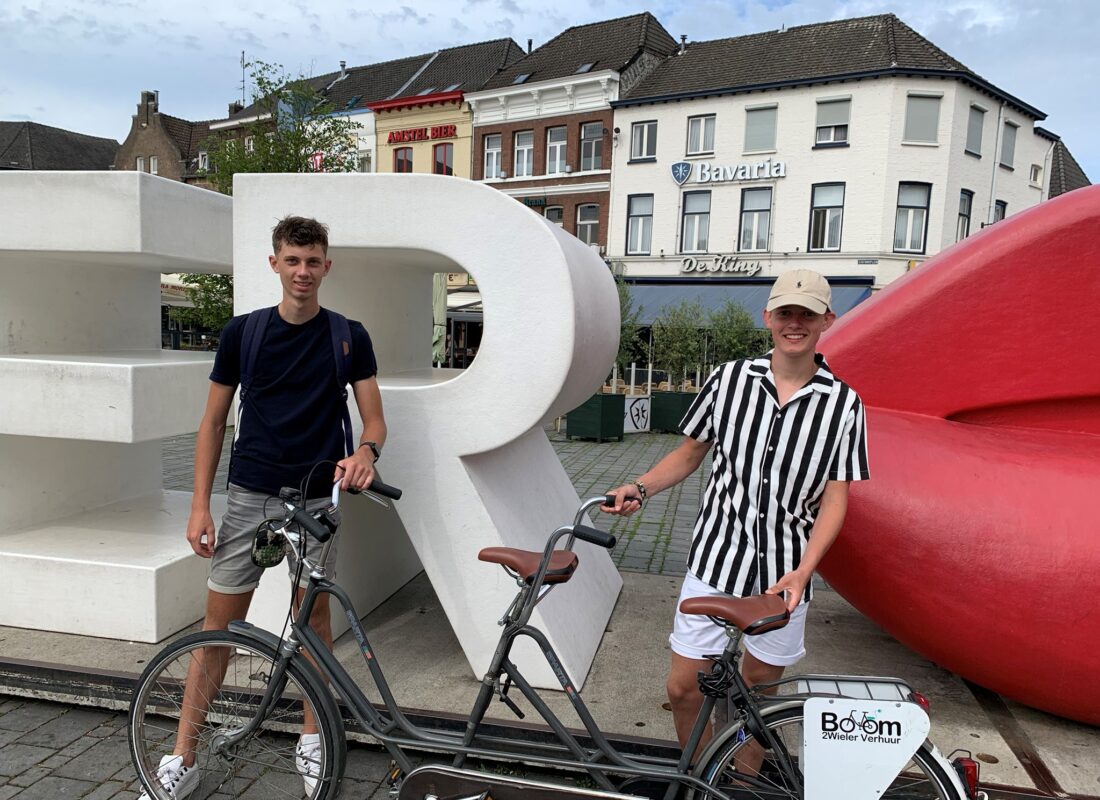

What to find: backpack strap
left=228, top=306, right=276, bottom=487
left=327, top=310, right=355, bottom=457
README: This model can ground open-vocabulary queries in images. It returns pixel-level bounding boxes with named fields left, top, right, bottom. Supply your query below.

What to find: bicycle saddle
left=478, top=547, right=579, bottom=585
left=680, top=593, right=790, bottom=635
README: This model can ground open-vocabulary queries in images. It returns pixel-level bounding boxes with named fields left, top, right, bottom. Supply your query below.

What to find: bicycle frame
left=222, top=494, right=802, bottom=800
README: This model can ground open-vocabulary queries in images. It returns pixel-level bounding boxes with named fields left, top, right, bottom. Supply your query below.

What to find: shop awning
left=625, top=278, right=873, bottom=326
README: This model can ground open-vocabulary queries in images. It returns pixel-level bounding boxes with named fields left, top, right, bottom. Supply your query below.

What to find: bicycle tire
left=699, top=705, right=964, bottom=800
left=129, top=630, right=345, bottom=800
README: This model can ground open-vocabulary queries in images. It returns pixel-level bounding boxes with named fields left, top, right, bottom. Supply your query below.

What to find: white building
left=606, top=14, right=1089, bottom=318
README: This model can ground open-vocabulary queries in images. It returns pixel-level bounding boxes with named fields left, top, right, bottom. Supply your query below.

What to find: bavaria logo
left=671, top=162, right=692, bottom=185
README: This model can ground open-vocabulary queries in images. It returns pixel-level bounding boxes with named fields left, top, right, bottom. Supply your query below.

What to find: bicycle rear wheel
left=700, top=706, right=963, bottom=799
left=129, top=630, right=344, bottom=800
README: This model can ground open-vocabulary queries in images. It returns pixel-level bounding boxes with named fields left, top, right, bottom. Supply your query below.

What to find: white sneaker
left=296, top=733, right=322, bottom=796
left=138, top=754, right=199, bottom=799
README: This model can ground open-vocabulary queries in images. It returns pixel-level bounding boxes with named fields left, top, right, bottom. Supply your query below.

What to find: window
left=136, top=156, right=145, bottom=171
left=149, top=156, right=158, bottom=175
left=965, top=106, right=985, bottom=156
left=686, top=115, right=715, bottom=155
left=739, top=187, right=772, bottom=252
left=809, top=183, right=845, bottom=251
left=903, top=94, right=941, bottom=143
left=545, top=206, right=564, bottom=226
left=514, top=131, right=533, bottom=177
left=815, top=99, right=850, bottom=145
left=433, top=143, right=453, bottom=175
left=893, top=183, right=931, bottom=253
left=197, top=150, right=209, bottom=170
left=993, top=200, right=1007, bottom=222
left=744, top=106, right=777, bottom=152
left=512, top=73, right=531, bottom=85
left=580, top=123, right=603, bottom=170
left=681, top=191, right=711, bottom=253
left=631, top=121, right=657, bottom=160
left=483, top=134, right=501, bottom=179
left=575, top=62, right=595, bottom=74
left=626, top=195, right=653, bottom=255
left=1030, top=164, right=1043, bottom=185
left=957, top=190, right=973, bottom=242
left=1000, top=122, right=1018, bottom=168
left=244, top=135, right=255, bottom=153
left=576, top=204, right=599, bottom=245
left=546, top=126, right=567, bottom=174
left=357, top=151, right=372, bottom=173
left=394, top=147, right=413, bottom=173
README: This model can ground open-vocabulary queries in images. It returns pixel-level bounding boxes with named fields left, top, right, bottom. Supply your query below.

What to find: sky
left=1, top=0, right=1096, bottom=180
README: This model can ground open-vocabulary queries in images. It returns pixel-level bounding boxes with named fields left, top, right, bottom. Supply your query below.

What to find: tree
left=171, top=273, right=234, bottom=333
left=651, top=300, right=706, bottom=387
left=173, top=60, right=361, bottom=334
left=614, top=270, right=644, bottom=373
left=707, top=300, right=771, bottom=364
left=201, top=60, right=360, bottom=194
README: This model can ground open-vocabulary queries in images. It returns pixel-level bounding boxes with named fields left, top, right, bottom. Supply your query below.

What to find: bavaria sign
left=671, top=158, right=787, bottom=186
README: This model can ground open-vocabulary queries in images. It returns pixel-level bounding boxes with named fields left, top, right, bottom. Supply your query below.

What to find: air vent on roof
left=512, top=73, right=531, bottom=85
left=575, top=62, right=595, bottom=74
left=445, top=82, right=462, bottom=91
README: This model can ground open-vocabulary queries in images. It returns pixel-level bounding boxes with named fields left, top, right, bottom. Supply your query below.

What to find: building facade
left=467, top=13, right=677, bottom=252
left=607, top=14, right=1088, bottom=303
left=116, top=91, right=214, bottom=186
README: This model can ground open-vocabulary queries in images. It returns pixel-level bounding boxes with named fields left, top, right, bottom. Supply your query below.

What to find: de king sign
left=803, top=697, right=930, bottom=800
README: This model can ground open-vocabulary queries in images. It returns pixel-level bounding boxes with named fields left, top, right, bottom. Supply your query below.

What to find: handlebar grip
left=573, top=525, right=616, bottom=549
left=368, top=479, right=402, bottom=500
left=604, top=494, right=618, bottom=507
left=292, top=507, right=332, bottom=542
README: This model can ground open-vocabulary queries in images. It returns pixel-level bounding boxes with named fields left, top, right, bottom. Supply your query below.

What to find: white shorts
left=669, top=572, right=808, bottom=667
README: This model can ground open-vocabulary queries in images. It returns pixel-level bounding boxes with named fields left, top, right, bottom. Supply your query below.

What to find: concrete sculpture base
left=233, top=173, right=622, bottom=688
left=0, top=492, right=226, bottom=642
left=0, top=172, right=232, bottom=642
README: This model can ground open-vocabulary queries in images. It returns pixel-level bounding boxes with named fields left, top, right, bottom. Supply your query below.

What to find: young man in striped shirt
left=604, top=269, right=869, bottom=750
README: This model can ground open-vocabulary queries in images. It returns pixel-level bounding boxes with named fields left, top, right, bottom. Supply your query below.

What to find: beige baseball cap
left=766, top=269, right=831, bottom=314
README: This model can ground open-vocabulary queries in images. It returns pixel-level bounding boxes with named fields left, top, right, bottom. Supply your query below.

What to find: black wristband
left=359, top=441, right=381, bottom=462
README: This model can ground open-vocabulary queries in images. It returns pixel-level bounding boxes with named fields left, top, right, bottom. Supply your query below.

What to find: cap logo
left=797, top=281, right=802, bottom=287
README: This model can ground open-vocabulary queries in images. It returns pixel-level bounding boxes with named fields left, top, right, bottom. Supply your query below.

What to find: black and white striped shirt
left=680, top=353, right=869, bottom=603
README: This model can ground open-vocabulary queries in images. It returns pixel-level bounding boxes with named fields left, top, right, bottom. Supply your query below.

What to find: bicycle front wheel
left=700, top=706, right=963, bottom=800
left=129, top=630, right=344, bottom=800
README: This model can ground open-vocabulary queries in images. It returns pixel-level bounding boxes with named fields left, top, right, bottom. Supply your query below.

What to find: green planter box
left=566, top=393, right=625, bottom=442
left=650, top=391, right=697, bottom=433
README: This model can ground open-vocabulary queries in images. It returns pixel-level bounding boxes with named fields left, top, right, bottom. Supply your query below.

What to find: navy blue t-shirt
left=211, top=308, right=378, bottom=498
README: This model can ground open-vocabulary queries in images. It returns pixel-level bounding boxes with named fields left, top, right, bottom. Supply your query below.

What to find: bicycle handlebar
left=348, top=479, right=402, bottom=501
left=572, top=524, right=616, bottom=549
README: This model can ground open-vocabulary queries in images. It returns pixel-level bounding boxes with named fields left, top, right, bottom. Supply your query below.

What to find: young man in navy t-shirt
left=142, top=216, right=386, bottom=799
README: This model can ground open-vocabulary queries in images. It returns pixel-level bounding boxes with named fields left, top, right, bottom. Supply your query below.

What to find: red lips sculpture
left=818, top=184, right=1100, bottom=725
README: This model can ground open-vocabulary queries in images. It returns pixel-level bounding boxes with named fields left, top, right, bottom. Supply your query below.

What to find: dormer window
left=511, top=73, right=531, bottom=85
left=575, top=62, right=595, bottom=74
left=416, top=87, right=436, bottom=96
left=445, top=83, right=462, bottom=91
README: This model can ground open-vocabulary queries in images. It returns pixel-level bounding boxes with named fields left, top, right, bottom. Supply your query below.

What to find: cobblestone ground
left=0, top=697, right=405, bottom=800
left=162, top=425, right=707, bottom=577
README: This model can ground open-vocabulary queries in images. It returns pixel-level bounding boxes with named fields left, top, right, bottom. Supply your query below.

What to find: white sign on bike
left=803, top=698, right=930, bottom=800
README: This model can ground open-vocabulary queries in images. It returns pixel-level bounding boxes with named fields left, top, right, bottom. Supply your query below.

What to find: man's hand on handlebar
left=600, top=485, right=644, bottom=517
left=334, top=448, right=376, bottom=493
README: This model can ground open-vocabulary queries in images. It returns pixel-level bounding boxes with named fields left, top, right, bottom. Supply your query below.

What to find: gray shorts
left=208, top=484, right=340, bottom=595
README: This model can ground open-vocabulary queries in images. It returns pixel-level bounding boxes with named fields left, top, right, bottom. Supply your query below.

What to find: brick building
left=465, top=13, right=677, bottom=252
left=116, top=91, right=215, bottom=186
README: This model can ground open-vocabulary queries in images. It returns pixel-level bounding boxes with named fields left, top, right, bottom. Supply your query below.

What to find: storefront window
left=626, top=195, right=653, bottom=255
left=394, top=147, right=413, bottom=173
left=576, top=204, right=599, bottom=245
left=739, top=187, right=772, bottom=252
left=484, top=134, right=501, bottom=179
left=894, top=183, right=931, bottom=253
left=681, top=191, right=710, bottom=253
left=809, top=183, right=844, bottom=251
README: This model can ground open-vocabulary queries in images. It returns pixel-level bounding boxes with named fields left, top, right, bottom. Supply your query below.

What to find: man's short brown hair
left=272, top=216, right=329, bottom=255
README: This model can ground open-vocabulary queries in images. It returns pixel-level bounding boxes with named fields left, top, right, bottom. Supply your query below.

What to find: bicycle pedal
left=387, top=762, right=405, bottom=786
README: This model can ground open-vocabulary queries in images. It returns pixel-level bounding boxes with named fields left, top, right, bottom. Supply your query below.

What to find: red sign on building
left=387, top=125, right=457, bottom=144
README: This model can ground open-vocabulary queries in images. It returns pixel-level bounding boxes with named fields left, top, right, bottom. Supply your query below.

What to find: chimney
left=679, top=35, right=687, bottom=55
left=228, top=100, right=244, bottom=116
left=527, top=38, right=533, bottom=54
left=139, top=90, right=157, bottom=126
left=339, top=60, right=347, bottom=78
